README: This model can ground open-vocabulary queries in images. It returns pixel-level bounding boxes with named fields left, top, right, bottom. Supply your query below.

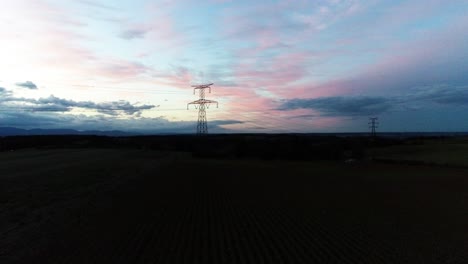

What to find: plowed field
left=1, top=149, right=467, bottom=263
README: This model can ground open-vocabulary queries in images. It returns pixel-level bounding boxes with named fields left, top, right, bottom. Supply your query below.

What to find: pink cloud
left=0, top=1, right=168, bottom=84
left=214, top=0, right=373, bottom=102
left=226, top=50, right=321, bottom=103
left=281, top=14, right=468, bottom=100
left=212, top=7, right=468, bottom=131
left=96, top=61, right=150, bottom=79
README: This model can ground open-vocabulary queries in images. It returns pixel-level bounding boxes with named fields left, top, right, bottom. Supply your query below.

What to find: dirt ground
left=1, top=149, right=467, bottom=263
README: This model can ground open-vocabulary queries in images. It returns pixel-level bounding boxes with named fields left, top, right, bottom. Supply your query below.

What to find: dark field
left=1, top=148, right=468, bottom=263
left=370, top=137, right=468, bottom=167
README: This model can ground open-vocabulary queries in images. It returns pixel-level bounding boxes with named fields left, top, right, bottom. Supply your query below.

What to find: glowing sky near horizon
left=0, top=0, right=467, bottom=133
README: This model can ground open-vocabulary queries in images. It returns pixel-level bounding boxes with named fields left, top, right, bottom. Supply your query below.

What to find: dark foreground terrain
left=1, top=148, right=467, bottom=263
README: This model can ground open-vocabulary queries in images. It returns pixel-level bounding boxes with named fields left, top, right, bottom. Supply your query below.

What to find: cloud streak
left=413, top=85, right=468, bottom=105
left=77, top=0, right=119, bottom=11
left=119, top=29, right=149, bottom=39
left=16, top=81, right=38, bottom=89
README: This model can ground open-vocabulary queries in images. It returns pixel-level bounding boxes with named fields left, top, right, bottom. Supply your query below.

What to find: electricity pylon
left=187, top=83, right=218, bottom=135
left=368, top=117, right=379, bottom=138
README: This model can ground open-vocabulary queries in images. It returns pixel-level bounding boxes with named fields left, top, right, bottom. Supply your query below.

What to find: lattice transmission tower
left=187, top=83, right=218, bottom=135
left=368, top=117, right=379, bottom=138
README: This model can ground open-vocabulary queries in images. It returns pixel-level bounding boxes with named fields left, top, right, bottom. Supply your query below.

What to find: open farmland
left=1, top=148, right=468, bottom=263
left=370, top=137, right=468, bottom=167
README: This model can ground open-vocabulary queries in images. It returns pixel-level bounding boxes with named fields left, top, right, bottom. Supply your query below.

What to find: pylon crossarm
left=191, top=83, right=214, bottom=88
left=202, top=99, right=218, bottom=105
left=187, top=101, right=201, bottom=109
left=188, top=100, right=203, bottom=105
left=188, top=99, right=218, bottom=105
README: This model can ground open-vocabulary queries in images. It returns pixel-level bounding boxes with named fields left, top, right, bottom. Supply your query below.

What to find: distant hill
left=1, top=127, right=467, bottom=138
left=0, top=127, right=138, bottom=137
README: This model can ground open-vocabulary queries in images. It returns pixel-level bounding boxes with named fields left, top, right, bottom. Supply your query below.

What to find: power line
left=0, top=100, right=312, bottom=132
left=1, top=82, right=318, bottom=132
left=27, top=81, right=264, bottom=96
left=211, top=109, right=308, bottom=133
left=0, top=106, right=307, bottom=133
left=70, top=84, right=187, bottom=94
left=215, top=100, right=315, bottom=132
left=0, top=106, right=187, bottom=112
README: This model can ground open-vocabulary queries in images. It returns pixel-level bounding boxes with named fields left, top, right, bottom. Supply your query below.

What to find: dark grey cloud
left=119, top=29, right=148, bottom=40
left=32, top=96, right=155, bottom=115
left=211, top=120, right=244, bottom=126
left=0, top=112, right=68, bottom=128
left=0, top=110, right=240, bottom=134
left=0, top=87, right=13, bottom=102
left=277, top=85, right=468, bottom=126
left=16, top=81, right=37, bottom=89
left=29, top=105, right=72, bottom=113
left=290, top=114, right=317, bottom=119
left=0, top=88, right=241, bottom=133
left=413, top=85, right=468, bottom=105
left=0, top=87, right=11, bottom=95
left=1, top=92, right=155, bottom=116
left=248, top=127, right=267, bottom=130
left=279, top=96, right=392, bottom=116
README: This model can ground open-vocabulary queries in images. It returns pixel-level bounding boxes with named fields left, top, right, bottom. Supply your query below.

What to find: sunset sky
left=1, top=0, right=467, bottom=133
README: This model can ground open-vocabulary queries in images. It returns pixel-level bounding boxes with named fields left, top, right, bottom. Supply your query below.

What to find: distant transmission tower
left=368, top=117, right=379, bottom=138
left=187, top=83, right=218, bottom=135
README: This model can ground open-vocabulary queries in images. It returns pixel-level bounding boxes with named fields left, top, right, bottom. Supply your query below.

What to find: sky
left=0, top=0, right=467, bottom=133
